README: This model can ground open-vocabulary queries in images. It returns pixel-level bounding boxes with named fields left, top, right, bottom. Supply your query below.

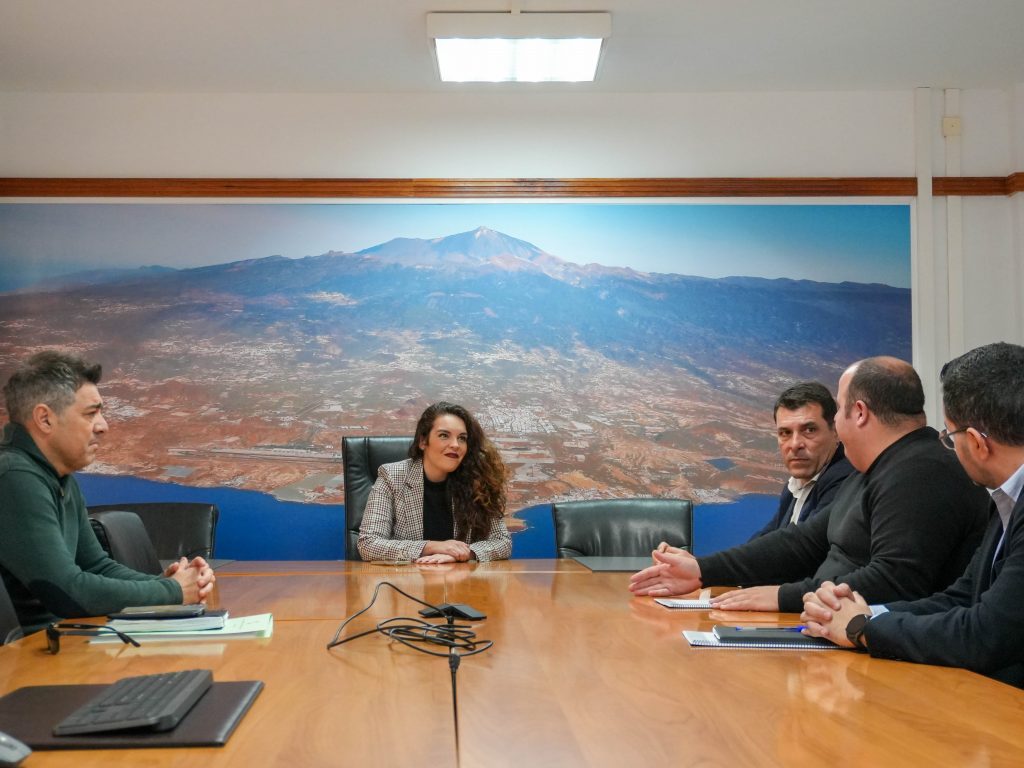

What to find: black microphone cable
left=325, top=580, right=492, bottom=658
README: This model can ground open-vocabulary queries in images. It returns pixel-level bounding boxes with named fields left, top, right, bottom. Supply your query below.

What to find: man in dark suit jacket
left=803, top=342, right=1024, bottom=687
left=749, top=382, right=855, bottom=540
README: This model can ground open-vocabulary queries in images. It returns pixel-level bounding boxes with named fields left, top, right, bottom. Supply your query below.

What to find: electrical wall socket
left=942, top=116, right=962, bottom=137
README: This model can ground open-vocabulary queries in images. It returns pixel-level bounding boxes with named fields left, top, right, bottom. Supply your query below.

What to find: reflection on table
left=2, top=560, right=1023, bottom=767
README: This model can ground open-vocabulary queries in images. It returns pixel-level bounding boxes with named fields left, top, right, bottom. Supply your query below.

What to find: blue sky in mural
left=0, top=203, right=910, bottom=291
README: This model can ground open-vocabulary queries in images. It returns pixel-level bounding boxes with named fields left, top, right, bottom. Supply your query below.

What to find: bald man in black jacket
left=630, top=357, right=989, bottom=613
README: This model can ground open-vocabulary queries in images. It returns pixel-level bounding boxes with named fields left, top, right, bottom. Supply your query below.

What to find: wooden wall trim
left=0, top=175, right=1019, bottom=199
left=0, top=177, right=915, bottom=198
left=932, top=177, right=1008, bottom=196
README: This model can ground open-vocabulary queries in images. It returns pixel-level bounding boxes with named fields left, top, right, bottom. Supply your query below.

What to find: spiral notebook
left=683, top=626, right=844, bottom=650
left=655, top=598, right=712, bottom=610
left=655, top=588, right=713, bottom=609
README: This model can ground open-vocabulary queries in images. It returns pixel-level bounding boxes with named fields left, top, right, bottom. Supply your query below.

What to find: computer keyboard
left=53, top=669, right=213, bottom=736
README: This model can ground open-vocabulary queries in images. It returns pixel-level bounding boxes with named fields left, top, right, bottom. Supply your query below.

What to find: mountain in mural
left=0, top=227, right=910, bottom=509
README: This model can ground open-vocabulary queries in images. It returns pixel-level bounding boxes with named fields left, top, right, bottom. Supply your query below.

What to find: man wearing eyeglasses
left=630, top=356, right=989, bottom=612
left=0, top=351, right=214, bottom=635
left=802, top=343, right=1024, bottom=686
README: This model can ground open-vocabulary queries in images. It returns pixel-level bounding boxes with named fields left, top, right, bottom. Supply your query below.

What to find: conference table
left=2, top=559, right=1023, bottom=767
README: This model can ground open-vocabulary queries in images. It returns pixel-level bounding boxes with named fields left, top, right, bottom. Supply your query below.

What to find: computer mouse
left=0, top=730, right=31, bottom=767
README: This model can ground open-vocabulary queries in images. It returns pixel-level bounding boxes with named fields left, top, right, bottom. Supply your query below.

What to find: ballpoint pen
left=731, top=625, right=807, bottom=632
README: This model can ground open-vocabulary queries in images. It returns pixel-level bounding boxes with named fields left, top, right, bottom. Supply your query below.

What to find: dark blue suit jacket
left=867, top=489, right=1024, bottom=687
left=749, top=443, right=855, bottom=540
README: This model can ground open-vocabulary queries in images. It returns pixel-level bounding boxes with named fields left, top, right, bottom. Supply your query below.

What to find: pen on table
left=733, top=626, right=807, bottom=632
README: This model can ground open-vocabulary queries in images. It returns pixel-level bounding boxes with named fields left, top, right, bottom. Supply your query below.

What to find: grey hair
left=3, top=350, right=102, bottom=424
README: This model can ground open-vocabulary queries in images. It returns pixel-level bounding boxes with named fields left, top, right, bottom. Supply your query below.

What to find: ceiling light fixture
left=427, top=11, right=611, bottom=83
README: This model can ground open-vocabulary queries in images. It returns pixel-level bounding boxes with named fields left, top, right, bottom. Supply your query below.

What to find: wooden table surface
left=2, top=560, right=1023, bottom=767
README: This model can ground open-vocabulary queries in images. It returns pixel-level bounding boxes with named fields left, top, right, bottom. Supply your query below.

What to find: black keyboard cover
left=53, top=669, right=213, bottom=736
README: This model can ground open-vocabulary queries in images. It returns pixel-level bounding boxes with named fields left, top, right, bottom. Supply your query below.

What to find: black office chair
left=0, top=578, right=23, bottom=646
left=87, top=502, right=219, bottom=561
left=551, top=498, right=693, bottom=558
left=88, top=510, right=164, bottom=575
left=342, top=436, right=413, bottom=560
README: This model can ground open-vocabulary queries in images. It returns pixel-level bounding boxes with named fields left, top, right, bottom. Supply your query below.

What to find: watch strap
left=845, top=613, right=870, bottom=651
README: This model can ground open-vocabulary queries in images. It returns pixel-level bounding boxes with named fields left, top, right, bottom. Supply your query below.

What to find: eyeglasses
left=938, top=426, right=987, bottom=450
left=45, top=623, right=140, bottom=654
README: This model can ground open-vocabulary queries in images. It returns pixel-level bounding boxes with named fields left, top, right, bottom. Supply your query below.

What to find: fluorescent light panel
left=427, top=12, right=611, bottom=83
left=433, top=37, right=604, bottom=82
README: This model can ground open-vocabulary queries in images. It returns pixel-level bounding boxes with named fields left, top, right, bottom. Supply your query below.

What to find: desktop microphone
left=325, top=581, right=494, bottom=766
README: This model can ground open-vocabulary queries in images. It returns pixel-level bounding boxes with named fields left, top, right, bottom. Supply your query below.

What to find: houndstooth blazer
left=356, top=458, right=512, bottom=562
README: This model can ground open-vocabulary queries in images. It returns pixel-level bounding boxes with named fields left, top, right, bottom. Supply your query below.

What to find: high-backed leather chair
left=342, top=436, right=412, bottom=560
left=0, top=578, right=23, bottom=646
left=87, top=502, right=218, bottom=561
left=88, top=510, right=164, bottom=575
left=551, top=498, right=693, bottom=558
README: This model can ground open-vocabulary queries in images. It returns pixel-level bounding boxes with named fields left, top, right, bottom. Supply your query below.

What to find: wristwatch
left=845, top=613, right=870, bottom=651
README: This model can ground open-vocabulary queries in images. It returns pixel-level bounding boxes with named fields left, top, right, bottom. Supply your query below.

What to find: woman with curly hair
left=357, top=402, right=511, bottom=563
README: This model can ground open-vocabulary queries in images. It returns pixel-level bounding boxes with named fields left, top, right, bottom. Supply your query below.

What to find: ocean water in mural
left=75, top=473, right=779, bottom=559
left=0, top=204, right=911, bottom=557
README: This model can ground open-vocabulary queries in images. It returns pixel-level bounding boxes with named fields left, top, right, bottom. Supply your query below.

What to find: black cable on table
left=326, top=580, right=492, bottom=657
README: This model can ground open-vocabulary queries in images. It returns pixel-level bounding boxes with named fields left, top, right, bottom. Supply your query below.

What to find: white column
left=944, top=89, right=964, bottom=357
left=914, top=87, right=941, bottom=425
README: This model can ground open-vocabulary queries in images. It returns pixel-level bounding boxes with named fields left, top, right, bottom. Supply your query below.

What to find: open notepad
left=683, top=625, right=844, bottom=650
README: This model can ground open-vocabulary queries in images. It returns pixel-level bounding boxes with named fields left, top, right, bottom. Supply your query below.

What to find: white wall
left=1012, top=83, right=1024, bottom=350
left=926, top=88, right=1021, bottom=351
left=1, top=86, right=1021, bottom=420
left=0, top=91, right=914, bottom=177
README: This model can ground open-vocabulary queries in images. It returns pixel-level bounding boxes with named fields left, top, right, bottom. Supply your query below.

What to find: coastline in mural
left=0, top=204, right=911, bottom=535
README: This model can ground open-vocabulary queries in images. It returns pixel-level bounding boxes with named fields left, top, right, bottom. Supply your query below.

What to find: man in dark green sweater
left=0, top=351, right=214, bottom=635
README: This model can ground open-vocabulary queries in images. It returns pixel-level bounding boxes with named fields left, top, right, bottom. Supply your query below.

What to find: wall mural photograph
left=0, top=202, right=911, bottom=558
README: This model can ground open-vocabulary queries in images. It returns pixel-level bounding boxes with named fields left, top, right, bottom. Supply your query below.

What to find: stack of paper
left=107, top=610, right=229, bottom=633
left=93, top=614, right=274, bottom=642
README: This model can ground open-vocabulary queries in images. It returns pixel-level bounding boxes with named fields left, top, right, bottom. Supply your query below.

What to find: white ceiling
left=2, top=0, right=1023, bottom=94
